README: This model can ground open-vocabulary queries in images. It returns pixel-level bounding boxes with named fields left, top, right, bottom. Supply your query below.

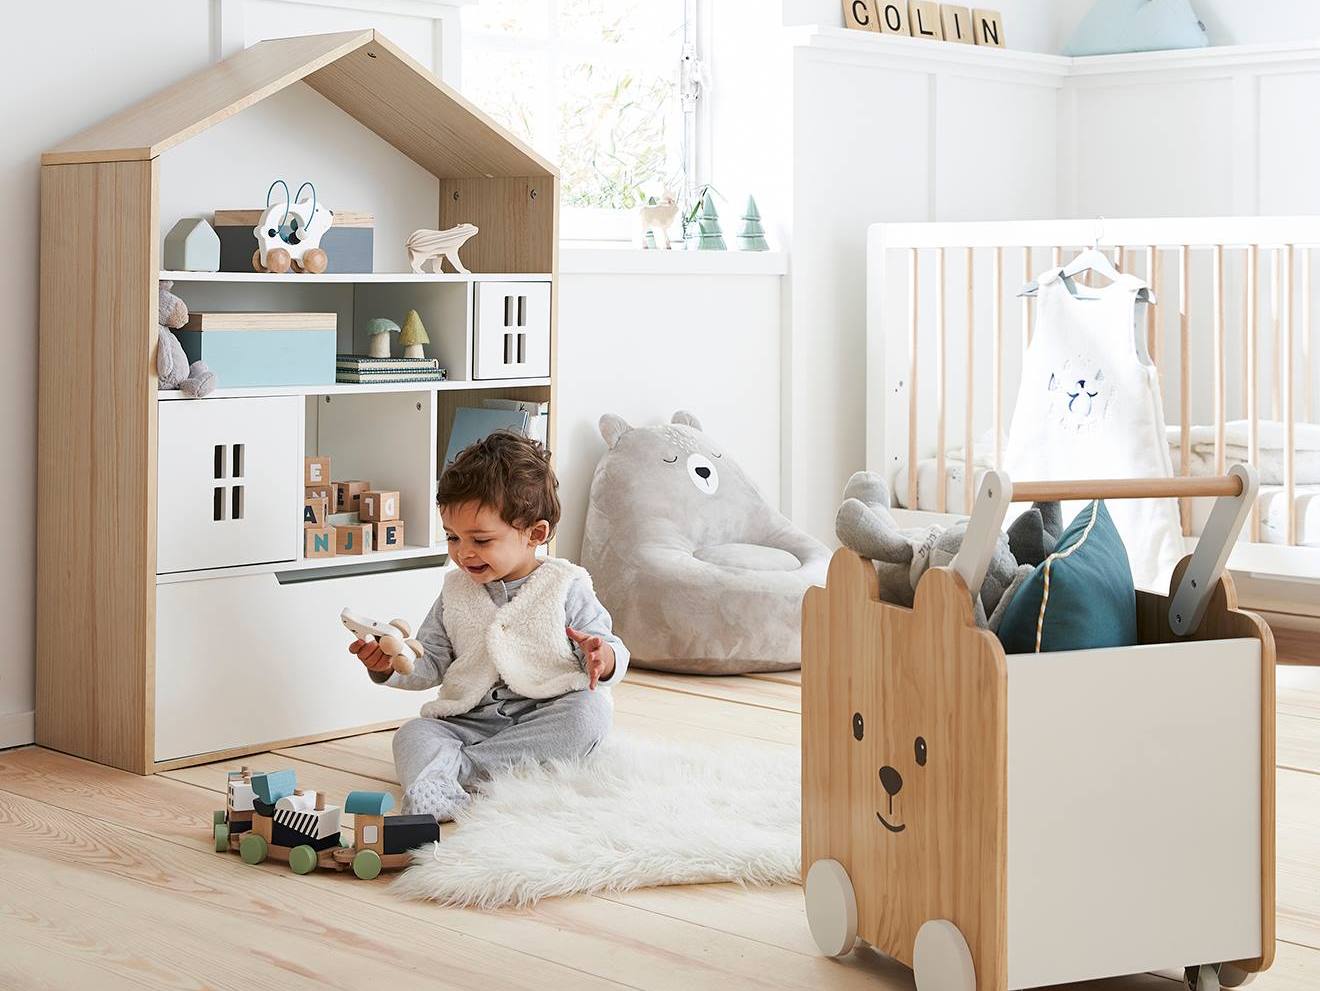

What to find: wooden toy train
left=211, top=766, right=438, bottom=879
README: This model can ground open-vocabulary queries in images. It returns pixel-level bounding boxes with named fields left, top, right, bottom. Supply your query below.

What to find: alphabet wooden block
left=306, top=484, right=331, bottom=504
left=304, top=456, right=330, bottom=487
left=373, top=520, right=406, bottom=551
left=876, top=1, right=909, bottom=34
left=908, top=0, right=943, bottom=38
left=941, top=4, right=974, bottom=43
left=335, top=523, right=372, bottom=555
left=972, top=7, right=1004, bottom=46
left=841, top=0, right=880, bottom=31
left=305, top=526, right=335, bottom=559
left=303, top=496, right=328, bottom=528
left=333, top=480, right=370, bottom=514
left=360, top=490, right=400, bottom=523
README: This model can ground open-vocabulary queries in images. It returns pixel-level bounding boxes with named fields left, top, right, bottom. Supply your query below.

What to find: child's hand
left=349, top=638, right=393, bottom=675
left=566, top=626, right=615, bottom=690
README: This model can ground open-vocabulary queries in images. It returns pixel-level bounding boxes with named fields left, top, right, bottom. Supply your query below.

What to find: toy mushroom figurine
left=366, top=317, right=400, bottom=359
left=399, top=309, right=430, bottom=359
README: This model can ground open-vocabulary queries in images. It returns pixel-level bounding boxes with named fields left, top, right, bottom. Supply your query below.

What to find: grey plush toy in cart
left=835, top=471, right=1062, bottom=630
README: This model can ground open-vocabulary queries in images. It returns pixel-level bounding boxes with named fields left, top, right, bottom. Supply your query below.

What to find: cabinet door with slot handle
left=157, top=396, right=302, bottom=574
left=473, top=281, right=551, bottom=380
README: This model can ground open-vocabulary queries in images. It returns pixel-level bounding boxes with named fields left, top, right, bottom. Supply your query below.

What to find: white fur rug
left=390, top=733, right=801, bottom=907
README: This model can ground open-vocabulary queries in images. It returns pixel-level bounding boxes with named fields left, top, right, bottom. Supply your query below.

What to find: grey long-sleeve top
left=370, top=568, right=630, bottom=694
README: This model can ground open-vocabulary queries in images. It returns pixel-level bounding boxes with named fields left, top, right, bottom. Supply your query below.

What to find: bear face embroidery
left=1047, top=358, right=1109, bottom=429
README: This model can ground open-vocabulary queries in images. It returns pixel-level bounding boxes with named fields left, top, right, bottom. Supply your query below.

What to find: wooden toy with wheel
left=252, top=179, right=332, bottom=274
left=802, top=469, right=1274, bottom=991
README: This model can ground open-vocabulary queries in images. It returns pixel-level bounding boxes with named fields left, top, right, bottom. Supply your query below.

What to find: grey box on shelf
left=213, top=209, right=375, bottom=274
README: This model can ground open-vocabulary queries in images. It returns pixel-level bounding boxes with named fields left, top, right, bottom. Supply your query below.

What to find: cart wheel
left=289, top=845, right=318, bottom=875
left=1185, top=964, right=1222, bottom=991
left=805, top=859, right=857, bottom=957
left=914, top=919, right=976, bottom=991
left=213, top=809, right=226, bottom=825
left=352, top=849, right=382, bottom=880
left=1217, top=964, right=1255, bottom=988
left=301, top=248, right=328, bottom=274
left=213, top=823, right=230, bottom=853
left=239, top=833, right=268, bottom=865
left=251, top=248, right=265, bottom=272
left=265, top=247, right=291, bottom=274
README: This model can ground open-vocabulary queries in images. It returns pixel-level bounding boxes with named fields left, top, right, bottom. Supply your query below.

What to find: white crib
left=866, top=217, right=1320, bottom=652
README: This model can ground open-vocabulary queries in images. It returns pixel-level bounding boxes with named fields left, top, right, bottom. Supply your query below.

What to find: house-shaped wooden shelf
left=37, top=30, right=559, bottom=774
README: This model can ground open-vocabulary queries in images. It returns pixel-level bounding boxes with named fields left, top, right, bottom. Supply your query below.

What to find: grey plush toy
left=835, top=471, right=1062, bottom=630
left=158, top=280, right=216, bottom=398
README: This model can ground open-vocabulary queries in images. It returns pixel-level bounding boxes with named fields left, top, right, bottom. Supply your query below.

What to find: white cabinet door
left=157, top=397, right=301, bottom=574
left=473, top=281, right=551, bottom=380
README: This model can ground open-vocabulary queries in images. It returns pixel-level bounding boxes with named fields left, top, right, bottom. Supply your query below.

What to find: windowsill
left=560, top=245, right=789, bottom=276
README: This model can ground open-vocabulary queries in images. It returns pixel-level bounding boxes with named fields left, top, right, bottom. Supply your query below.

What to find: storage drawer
left=157, top=397, right=302, bottom=574
left=473, top=281, right=551, bottom=380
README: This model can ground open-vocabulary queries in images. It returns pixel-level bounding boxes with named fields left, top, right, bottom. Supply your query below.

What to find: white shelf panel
left=157, top=543, right=449, bottom=584
left=161, top=270, right=552, bottom=284
left=157, top=377, right=551, bottom=400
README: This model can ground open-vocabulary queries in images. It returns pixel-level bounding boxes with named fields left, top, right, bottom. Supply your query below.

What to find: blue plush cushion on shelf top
left=997, top=500, right=1138, bottom=654
left=1063, top=0, right=1208, bottom=57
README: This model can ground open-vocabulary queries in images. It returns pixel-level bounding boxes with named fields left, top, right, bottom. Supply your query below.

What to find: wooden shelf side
left=37, top=160, right=160, bottom=773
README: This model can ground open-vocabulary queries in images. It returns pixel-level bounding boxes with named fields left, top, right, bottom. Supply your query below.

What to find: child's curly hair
left=437, top=431, right=560, bottom=534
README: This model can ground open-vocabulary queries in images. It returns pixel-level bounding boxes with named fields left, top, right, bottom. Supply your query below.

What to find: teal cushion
left=997, top=500, right=1137, bottom=654
left=1063, top=0, right=1207, bottom=57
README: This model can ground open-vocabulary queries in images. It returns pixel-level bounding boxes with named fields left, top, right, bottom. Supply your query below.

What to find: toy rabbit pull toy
left=341, top=608, right=421, bottom=675
left=253, top=179, right=333, bottom=274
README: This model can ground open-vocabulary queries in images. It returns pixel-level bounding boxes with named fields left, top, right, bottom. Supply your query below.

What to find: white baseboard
left=0, top=710, right=35, bottom=750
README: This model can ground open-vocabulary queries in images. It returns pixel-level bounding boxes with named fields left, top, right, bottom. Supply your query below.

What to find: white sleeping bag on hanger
left=1005, top=264, right=1184, bottom=591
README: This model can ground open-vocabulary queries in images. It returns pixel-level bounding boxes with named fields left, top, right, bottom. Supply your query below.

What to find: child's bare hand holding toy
left=349, top=638, right=393, bottom=674
left=567, top=626, right=616, bottom=689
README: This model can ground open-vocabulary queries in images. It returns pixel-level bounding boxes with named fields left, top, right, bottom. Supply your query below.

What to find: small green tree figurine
left=696, top=190, right=726, bottom=251
left=400, top=309, right=430, bottom=359
left=737, top=196, right=769, bottom=251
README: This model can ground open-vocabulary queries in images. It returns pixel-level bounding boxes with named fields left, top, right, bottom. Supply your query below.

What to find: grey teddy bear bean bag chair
left=581, top=411, right=830, bottom=673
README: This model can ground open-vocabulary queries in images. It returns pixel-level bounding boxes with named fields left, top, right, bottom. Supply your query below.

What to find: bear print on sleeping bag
left=580, top=411, right=830, bottom=674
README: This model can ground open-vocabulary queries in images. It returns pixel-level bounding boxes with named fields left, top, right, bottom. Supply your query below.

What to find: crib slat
left=936, top=247, right=947, bottom=515
left=965, top=247, right=975, bottom=514
left=1023, top=247, right=1034, bottom=351
left=1179, top=245, right=1192, bottom=536
left=1248, top=244, right=1261, bottom=542
left=1214, top=244, right=1226, bottom=475
left=1285, top=244, right=1296, bottom=546
left=1305, top=247, right=1314, bottom=425
left=1145, top=246, right=1157, bottom=362
left=1272, top=248, right=1282, bottom=421
left=908, top=247, right=919, bottom=511
left=993, top=247, right=1003, bottom=470
left=1241, top=247, right=1250, bottom=422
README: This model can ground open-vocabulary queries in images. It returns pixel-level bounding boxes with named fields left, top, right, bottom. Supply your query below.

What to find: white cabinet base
left=155, top=565, right=446, bottom=763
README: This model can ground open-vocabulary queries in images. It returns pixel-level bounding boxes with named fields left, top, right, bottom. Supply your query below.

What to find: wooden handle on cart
left=949, top=465, right=1259, bottom=638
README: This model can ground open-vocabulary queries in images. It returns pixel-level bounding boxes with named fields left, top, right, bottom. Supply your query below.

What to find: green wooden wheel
left=239, top=832, right=268, bottom=865
left=289, top=845, right=318, bottom=875
left=213, top=823, right=230, bottom=853
left=213, top=809, right=226, bottom=825
left=352, top=849, right=382, bottom=880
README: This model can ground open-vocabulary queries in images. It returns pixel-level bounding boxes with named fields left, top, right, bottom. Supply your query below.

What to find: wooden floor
left=4, top=666, right=1320, bottom=990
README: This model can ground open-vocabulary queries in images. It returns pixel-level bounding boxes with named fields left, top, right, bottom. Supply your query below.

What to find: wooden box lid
left=183, top=312, right=338, bottom=332
left=212, top=209, right=374, bottom=229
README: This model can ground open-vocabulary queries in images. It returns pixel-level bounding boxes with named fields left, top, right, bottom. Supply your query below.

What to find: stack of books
left=336, top=354, right=447, bottom=384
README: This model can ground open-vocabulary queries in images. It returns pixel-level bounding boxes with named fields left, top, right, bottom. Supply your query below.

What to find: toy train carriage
left=343, top=791, right=439, bottom=876
left=212, top=766, right=265, bottom=845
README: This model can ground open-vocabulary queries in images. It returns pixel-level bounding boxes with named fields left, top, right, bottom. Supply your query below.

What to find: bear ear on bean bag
left=580, top=411, right=830, bottom=673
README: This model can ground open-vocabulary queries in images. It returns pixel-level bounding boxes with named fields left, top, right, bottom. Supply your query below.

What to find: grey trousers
left=392, top=685, right=614, bottom=819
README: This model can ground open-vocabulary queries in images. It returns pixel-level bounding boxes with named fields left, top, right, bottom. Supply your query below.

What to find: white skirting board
left=0, top=710, right=35, bottom=750
left=1006, top=637, right=1262, bottom=989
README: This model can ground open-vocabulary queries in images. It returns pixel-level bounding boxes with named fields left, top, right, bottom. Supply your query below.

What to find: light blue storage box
left=178, top=311, right=337, bottom=387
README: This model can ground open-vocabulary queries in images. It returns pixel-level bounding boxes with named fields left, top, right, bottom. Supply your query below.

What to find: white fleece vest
left=420, top=558, right=590, bottom=718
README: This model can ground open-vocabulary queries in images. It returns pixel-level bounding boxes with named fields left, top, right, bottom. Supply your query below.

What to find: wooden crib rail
left=950, top=465, right=1259, bottom=638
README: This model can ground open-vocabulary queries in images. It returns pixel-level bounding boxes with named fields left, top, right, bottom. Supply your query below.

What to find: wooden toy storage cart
left=802, top=467, right=1275, bottom=991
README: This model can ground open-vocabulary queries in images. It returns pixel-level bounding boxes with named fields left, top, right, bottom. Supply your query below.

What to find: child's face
left=441, top=501, right=548, bottom=583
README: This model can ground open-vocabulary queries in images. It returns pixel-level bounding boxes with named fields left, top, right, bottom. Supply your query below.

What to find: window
left=462, top=0, right=701, bottom=241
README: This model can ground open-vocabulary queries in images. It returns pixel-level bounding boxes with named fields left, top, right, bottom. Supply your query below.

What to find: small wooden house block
left=360, top=490, right=400, bottom=523
left=941, top=4, right=975, bottom=43
left=305, top=526, right=335, bottom=558
left=972, top=7, right=1004, bottom=46
left=842, top=0, right=880, bottom=31
left=374, top=520, right=405, bottom=550
left=876, top=1, right=910, bottom=34
left=303, top=496, right=329, bottom=528
left=907, top=0, right=943, bottom=38
left=335, top=523, right=372, bottom=555
left=163, top=217, right=221, bottom=272
left=304, top=456, right=331, bottom=487
left=333, top=480, right=369, bottom=514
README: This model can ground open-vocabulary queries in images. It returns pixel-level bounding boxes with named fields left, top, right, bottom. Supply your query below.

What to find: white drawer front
left=473, top=281, right=551, bottom=380
left=158, top=397, right=301, bottom=574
